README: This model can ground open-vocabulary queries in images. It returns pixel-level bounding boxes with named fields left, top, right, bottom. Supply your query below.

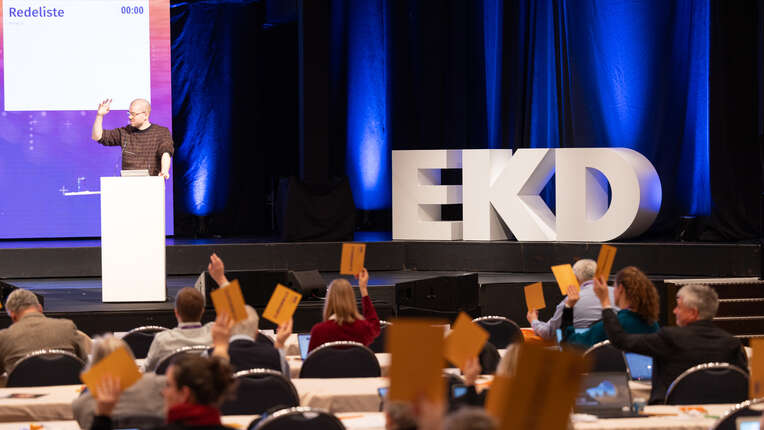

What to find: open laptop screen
left=737, top=417, right=761, bottom=430
left=574, top=372, right=633, bottom=411
left=624, top=352, right=653, bottom=381
left=298, top=333, right=311, bottom=360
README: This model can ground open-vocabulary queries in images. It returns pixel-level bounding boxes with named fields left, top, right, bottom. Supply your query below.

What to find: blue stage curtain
left=388, top=0, right=711, bottom=236
left=171, top=0, right=262, bottom=219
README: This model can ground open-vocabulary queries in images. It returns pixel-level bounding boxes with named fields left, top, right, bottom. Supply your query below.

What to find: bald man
left=92, top=98, right=173, bottom=179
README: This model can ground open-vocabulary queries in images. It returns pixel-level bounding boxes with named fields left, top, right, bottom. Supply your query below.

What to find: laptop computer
left=298, top=333, right=311, bottom=360
left=574, top=372, right=642, bottom=418
left=737, top=417, right=761, bottom=430
left=624, top=352, right=653, bottom=381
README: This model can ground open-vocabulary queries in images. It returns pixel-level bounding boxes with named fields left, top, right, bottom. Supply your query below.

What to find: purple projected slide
left=0, top=0, right=172, bottom=238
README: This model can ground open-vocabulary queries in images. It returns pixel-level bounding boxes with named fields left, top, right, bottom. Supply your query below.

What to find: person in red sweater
left=308, top=268, right=380, bottom=352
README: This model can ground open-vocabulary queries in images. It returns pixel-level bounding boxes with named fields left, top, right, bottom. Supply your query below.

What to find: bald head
left=130, top=98, right=151, bottom=116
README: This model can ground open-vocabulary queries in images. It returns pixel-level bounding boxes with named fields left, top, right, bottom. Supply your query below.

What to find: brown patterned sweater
left=98, top=124, right=174, bottom=176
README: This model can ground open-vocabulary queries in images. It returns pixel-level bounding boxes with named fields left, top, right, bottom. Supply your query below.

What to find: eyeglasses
left=127, top=111, right=146, bottom=118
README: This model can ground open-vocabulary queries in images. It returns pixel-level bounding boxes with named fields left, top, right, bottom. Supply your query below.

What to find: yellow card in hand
left=750, top=339, right=764, bottom=399
left=551, top=264, right=580, bottom=295
left=387, top=319, right=445, bottom=403
left=444, top=312, right=489, bottom=369
left=262, top=284, right=302, bottom=325
left=340, top=243, right=366, bottom=275
left=524, top=282, right=546, bottom=311
left=80, top=346, right=141, bottom=398
left=595, top=244, right=617, bottom=280
left=210, top=279, right=248, bottom=323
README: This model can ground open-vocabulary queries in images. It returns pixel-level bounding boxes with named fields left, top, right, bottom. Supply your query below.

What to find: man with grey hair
left=227, top=305, right=292, bottom=377
left=72, top=335, right=165, bottom=429
left=526, top=259, right=616, bottom=340
left=0, top=288, right=88, bottom=374
left=594, top=280, right=748, bottom=404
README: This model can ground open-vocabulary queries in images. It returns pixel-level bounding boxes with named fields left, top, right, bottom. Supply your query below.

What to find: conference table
left=0, top=405, right=739, bottom=430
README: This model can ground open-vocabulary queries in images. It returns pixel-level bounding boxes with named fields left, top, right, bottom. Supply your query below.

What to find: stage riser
left=0, top=241, right=759, bottom=278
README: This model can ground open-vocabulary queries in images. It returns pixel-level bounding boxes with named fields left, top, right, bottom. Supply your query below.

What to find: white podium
left=100, top=176, right=166, bottom=302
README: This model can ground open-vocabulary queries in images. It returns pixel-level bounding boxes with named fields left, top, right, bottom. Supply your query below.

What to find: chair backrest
left=155, top=345, right=211, bottom=375
left=583, top=340, right=628, bottom=373
left=122, top=326, right=168, bottom=359
left=252, top=406, right=345, bottom=430
left=710, top=398, right=764, bottom=430
left=368, top=320, right=391, bottom=353
left=665, top=362, right=749, bottom=405
left=473, top=316, right=523, bottom=349
left=7, top=349, right=85, bottom=387
left=299, top=341, right=381, bottom=378
left=221, top=368, right=300, bottom=415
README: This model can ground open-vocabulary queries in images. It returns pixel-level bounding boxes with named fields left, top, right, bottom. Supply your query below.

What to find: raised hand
left=95, top=375, right=122, bottom=416
left=526, top=309, right=538, bottom=324
left=211, top=312, right=233, bottom=359
left=208, top=253, right=228, bottom=286
left=461, top=356, right=482, bottom=386
left=97, top=98, right=112, bottom=116
left=275, top=318, right=293, bottom=350
left=593, top=275, right=611, bottom=307
left=356, top=267, right=369, bottom=297
left=565, top=285, right=580, bottom=308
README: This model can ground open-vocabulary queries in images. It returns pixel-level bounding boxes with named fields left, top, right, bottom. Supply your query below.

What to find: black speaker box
left=194, top=269, right=326, bottom=308
left=0, top=280, right=45, bottom=308
left=394, top=273, right=479, bottom=314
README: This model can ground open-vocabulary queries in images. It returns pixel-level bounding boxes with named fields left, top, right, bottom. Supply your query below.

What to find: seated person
left=594, top=280, right=748, bottom=404
left=72, top=335, right=165, bottom=429
left=0, top=288, right=89, bottom=374
left=143, top=287, right=213, bottom=372
left=527, top=259, right=616, bottom=340
left=92, top=315, right=237, bottom=430
left=205, top=253, right=293, bottom=375
left=226, top=305, right=292, bottom=377
left=308, top=268, right=380, bottom=352
left=456, top=344, right=520, bottom=407
left=561, top=266, right=659, bottom=349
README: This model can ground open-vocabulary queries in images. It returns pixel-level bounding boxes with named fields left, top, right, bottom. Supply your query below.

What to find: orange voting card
left=80, top=346, right=141, bottom=399
left=210, top=279, right=248, bottom=323
left=444, top=312, right=489, bottom=369
left=524, top=282, right=546, bottom=311
left=387, top=319, right=445, bottom=403
left=262, top=284, right=302, bottom=325
left=595, top=244, right=617, bottom=280
left=340, top=243, right=366, bottom=275
left=485, top=344, right=588, bottom=430
left=750, top=339, right=764, bottom=399
left=551, top=264, right=580, bottom=295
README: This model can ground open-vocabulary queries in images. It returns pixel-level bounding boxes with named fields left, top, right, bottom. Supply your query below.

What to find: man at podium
left=91, top=98, right=174, bottom=179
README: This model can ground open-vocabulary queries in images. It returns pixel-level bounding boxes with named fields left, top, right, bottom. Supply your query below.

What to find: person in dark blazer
left=226, top=305, right=292, bottom=377
left=593, top=278, right=748, bottom=404
left=0, top=288, right=89, bottom=374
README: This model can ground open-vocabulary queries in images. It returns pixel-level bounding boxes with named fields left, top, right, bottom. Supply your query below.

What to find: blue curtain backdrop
left=169, top=0, right=754, bottom=239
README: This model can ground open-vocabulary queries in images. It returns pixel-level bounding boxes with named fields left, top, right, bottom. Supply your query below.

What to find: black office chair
left=7, top=349, right=85, bottom=387
left=368, top=320, right=391, bottom=353
left=121, top=326, right=167, bottom=359
left=299, top=341, right=381, bottom=378
left=665, top=362, right=749, bottom=405
left=251, top=406, right=345, bottom=430
left=710, top=398, right=764, bottom=430
left=583, top=340, right=628, bottom=373
left=472, top=316, right=523, bottom=349
left=221, top=369, right=300, bottom=415
left=256, top=331, right=275, bottom=346
left=155, top=345, right=210, bottom=375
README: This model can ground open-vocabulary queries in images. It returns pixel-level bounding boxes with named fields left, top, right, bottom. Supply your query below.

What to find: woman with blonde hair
left=561, top=266, right=659, bottom=349
left=308, top=268, right=381, bottom=351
